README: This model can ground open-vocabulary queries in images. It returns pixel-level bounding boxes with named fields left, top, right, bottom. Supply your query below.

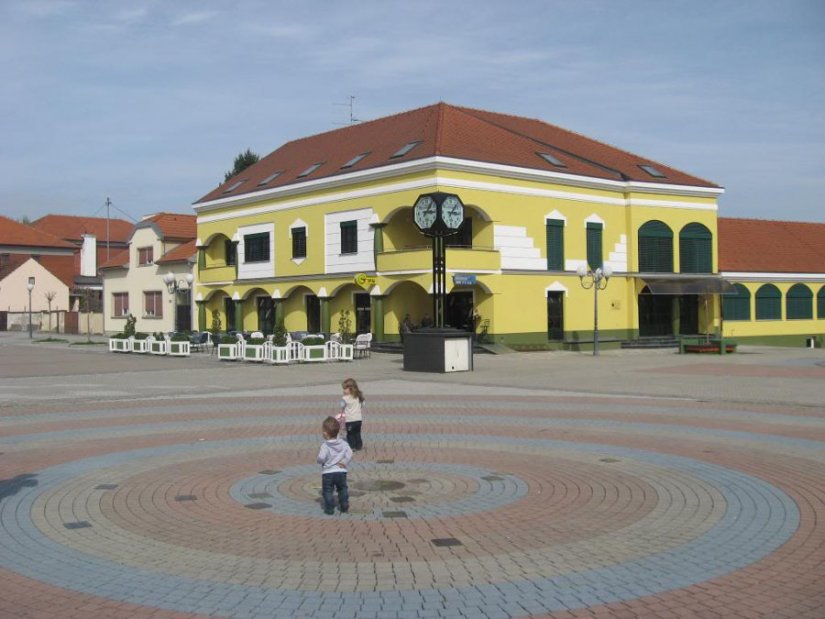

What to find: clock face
left=441, top=195, right=464, bottom=229
left=413, top=195, right=437, bottom=230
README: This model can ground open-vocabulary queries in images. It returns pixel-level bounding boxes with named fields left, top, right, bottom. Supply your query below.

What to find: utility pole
left=105, top=197, right=112, bottom=261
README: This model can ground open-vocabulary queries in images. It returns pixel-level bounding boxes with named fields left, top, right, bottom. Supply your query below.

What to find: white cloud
left=172, top=11, right=219, bottom=26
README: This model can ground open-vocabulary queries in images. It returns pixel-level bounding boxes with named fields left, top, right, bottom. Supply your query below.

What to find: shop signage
left=452, top=274, right=476, bottom=286
left=354, top=273, right=377, bottom=289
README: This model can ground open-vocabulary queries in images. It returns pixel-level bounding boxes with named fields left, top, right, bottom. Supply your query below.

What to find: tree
left=44, top=291, right=56, bottom=333
left=19, top=216, right=31, bottom=225
left=224, top=148, right=260, bottom=182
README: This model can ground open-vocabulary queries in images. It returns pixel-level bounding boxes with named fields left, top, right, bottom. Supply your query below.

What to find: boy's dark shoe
left=340, top=505, right=349, bottom=513
left=324, top=508, right=335, bottom=515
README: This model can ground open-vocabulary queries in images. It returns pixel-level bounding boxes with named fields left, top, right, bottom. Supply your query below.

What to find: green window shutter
left=818, top=286, right=825, bottom=319
left=638, top=221, right=673, bottom=272
left=755, top=284, right=781, bottom=320
left=679, top=223, right=712, bottom=273
left=545, top=219, right=564, bottom=270
left=586, top=222, right=603, bottom=270
left=722, top=283, right=751, bottom=321
left=786, top=284, right=813, bottom=319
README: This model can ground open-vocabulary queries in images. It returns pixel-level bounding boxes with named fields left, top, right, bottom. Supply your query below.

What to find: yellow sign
left=354, top=273, right=377, bottom=289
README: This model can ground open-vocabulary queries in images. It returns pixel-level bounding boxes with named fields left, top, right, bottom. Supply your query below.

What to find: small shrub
left=248, top=337, right=266, bottom=345
left=272, top=319, right=288, bottom=346
left=124, top=314, right=137, bottom=337
left=111, top=332, right=128, bottom=339
left=302, top=336, right=325, bottom=346
left=220, top=335, right=237, bottom=344
left=170, top=333, right=190, bottom=342
left=133, top=332, right=149, bottom=340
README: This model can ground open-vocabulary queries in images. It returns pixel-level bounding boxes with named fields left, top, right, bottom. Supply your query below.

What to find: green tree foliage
left=224, top=148, right=260, bottom=182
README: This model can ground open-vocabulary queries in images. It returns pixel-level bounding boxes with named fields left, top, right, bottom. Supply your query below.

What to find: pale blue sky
left=1, top=0, right=823, bottom=223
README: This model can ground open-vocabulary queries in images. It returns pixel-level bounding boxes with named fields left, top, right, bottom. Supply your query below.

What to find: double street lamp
left=163, top=272, right=194, bottom=333
left=27, top=277, right=35, bottom=339
left=577, top=264, right=612, bottom=356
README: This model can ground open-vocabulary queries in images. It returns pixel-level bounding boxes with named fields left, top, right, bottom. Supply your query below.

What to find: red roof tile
left=718, top=217, right=825, bottom=274
left=0, top=254, right=29, bottom=282
left=138, top=213, right=196, bottom=241
left=0, top=215, right=75, bottom=249
left=197, top=102, right=719, bottom=204
left=31, top=214, right=133, bottom=244
left=99, top=249, right=130, bottom=270
left=156, top=240, right=197, bottom=264
left=36, top=255, right=77, bottom=287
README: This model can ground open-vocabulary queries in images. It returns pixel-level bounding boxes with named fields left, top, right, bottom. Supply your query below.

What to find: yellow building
left=193, top=103, right=738, bottom=349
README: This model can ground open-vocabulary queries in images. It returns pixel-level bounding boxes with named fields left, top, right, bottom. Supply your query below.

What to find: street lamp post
left=163, top=272, right=194, bottom=333
left=27, top=277, right=35, bottom=339
left=577, top=264, right=612, bottom=356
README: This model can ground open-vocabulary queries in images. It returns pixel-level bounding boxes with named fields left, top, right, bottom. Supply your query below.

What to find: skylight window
left=639, top=164, right=666, bottom=178
left=297, top=162, right=323, bottom=178
left=390, top=141, right=421, bottom=158
left=257, top=171, right=283, bottom=186
left=222, top=180, right=245, bottom=193
left=341, top=152, right=370, bottom=169
left=537, top=152, right=567, bottom=168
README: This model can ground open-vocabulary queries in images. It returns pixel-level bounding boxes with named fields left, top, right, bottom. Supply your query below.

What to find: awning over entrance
left=641, top=276, right=736, bottom=295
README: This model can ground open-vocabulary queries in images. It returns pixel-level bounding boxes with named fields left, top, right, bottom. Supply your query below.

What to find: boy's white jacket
left=317, top=438, right=353, bottom=474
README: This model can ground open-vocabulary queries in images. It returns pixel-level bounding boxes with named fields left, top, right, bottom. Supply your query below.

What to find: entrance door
left=175, top=291, right=192, bottom=332
left=354, top=293, right=371, bottom=334
left=679, top=295, right=699, bottom=335
left=446, top=291, right=473, bottom=330
left=638, top=287, right=672, bottom=337
left=257, top=297, right=275, bottom=334
left=547, top=291, right=564, bottom=340
left=305, top=295, right=320, bottom=333
left=224, top=297, right=236, bottom=333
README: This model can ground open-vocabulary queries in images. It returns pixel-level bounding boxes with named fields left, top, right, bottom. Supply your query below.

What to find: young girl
left=339, top=378, right=365, bottom=451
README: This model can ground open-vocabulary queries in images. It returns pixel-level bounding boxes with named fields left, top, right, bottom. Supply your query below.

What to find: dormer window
left=390, top=141, right=421, bottom=158
left=222, top=179, right=246, bottom=193
left=297, top=162, right=323, bottom=178
left=341, top=152, right=370, bottom=169
left=537, top=152, right=566, bottom=168
left=639, top=164, right=666, bottom=178
left=257, top=171, right=283, bottom=186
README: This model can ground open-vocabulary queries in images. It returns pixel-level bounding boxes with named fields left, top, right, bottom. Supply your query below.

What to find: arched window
left=722, top=283, right=751, bottom=321
left=819, top=285, right=825, bottom=319
left=786, top=284, right=813, bottom=320
left=679, top=223, right=712, bottom=273
left=638, top=220, right=673, bottom=272
left=755, top=284, right=781, bottom=320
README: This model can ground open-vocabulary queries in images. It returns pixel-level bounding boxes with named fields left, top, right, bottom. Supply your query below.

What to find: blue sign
left=452, top=274, right=476, bottom=286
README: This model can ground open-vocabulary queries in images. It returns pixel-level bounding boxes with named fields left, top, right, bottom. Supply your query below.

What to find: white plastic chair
left=354, top=333, right=372, bottom=358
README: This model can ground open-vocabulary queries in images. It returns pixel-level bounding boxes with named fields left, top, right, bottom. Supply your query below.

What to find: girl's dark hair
left=342, top=378, right=364, bottom=403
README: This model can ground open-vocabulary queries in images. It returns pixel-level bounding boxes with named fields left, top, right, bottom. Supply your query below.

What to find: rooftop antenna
left=333, top=95, right=360, bottom=125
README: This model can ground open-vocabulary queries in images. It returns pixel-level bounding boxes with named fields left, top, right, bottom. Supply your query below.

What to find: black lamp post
left=27, top=276, right=35, bottom=339
left=577, top=265, right=612, bottom=356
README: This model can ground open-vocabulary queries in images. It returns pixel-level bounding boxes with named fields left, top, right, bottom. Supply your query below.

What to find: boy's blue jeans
left=322, top=471, right=349, bottom=513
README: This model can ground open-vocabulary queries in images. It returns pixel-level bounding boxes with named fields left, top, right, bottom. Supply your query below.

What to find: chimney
left=81, top=234, right=97, bottom=277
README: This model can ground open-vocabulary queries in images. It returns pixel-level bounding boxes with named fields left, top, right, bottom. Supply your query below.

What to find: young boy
left=316, top=416, right=352, bottom=515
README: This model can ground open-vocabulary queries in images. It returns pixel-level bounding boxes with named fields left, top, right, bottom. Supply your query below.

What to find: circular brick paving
left=1, top=392, right=823, bottom=618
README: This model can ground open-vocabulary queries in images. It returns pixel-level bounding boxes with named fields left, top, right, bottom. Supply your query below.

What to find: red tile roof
left=718, top=217, right=825, bottom=273
left=0, top=254, right=29, bottom=282
left=138, top=213, right=196, bottom=241
left=0, top=215, right=75, bottom=249
left=156, top=240, right=197, bottom=264
left=31, top=214, right=133, bottom=244
left=197, top=102, right=719, bottom=204
left=99, top=249, right=130, bottom=270
left=36, top=255, right=77, bottom=287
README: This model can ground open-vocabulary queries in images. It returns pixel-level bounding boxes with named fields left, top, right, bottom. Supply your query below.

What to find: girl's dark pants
left=346, top=421, right=363, bottom=450
left=322, top=472, right=349, bottom=513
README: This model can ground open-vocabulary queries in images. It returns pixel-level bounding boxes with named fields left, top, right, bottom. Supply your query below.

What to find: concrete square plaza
left=1, top=334, right=823, bottom=619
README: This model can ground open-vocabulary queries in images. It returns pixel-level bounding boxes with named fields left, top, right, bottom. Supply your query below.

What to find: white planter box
left=109, top=338, right=131, bottom=352
left=268, top=344, right=290, bottom=364
left=218, top=342, right=240, bottom=361
left=326, top=341, right=354, bottom=361
left=132, top=338, right=150, bottom=353
left=303, top=344, right=328, bottom=362
left=243, top=343, right=266, bottom=362
left=149, top=338, right=168, bottom=355
left=168, top=341, right=191, bottom=357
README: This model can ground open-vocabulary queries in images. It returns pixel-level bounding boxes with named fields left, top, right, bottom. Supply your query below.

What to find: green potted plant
left=108, top=330, right=131, bottom=353
left=268, top=319, right=290, bottom=364
left=244, top=337, right=267, bottom=362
